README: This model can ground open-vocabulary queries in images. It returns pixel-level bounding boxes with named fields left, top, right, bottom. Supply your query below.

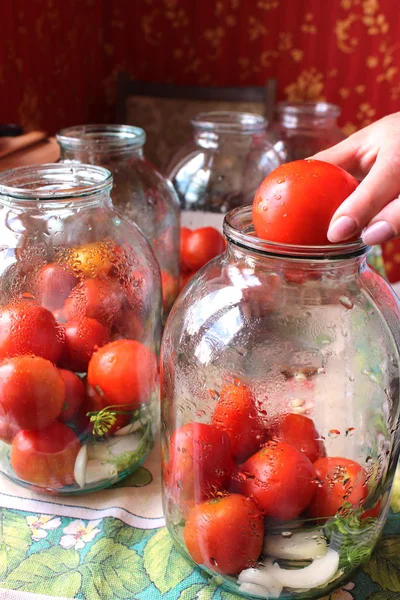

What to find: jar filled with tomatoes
left=161, top=202, right=400, bottom=596
left=56, top=125, right=180, bottom=316
left=267, top=102, right=346, bottom=163
left=0, top=164, right=161, bottom=494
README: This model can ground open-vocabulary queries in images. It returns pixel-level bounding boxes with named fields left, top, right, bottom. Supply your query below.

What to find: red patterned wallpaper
left=1, top=0, right=400, bottom=278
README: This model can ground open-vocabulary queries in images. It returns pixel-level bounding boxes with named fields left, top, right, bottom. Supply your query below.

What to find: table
left=0, top=445, right=399, bottom=600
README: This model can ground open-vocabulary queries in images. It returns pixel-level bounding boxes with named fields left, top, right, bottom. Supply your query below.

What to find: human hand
left=311, top=112, right=400, bottom=245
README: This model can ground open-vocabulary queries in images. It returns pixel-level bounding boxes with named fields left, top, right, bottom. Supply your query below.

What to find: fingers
left=362, top=197, right=400, bottom=245
left=327, top=149, right=400, bottom=243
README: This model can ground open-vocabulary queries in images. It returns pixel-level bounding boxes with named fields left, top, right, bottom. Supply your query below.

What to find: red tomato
left=36, top=263, right=78, bottom=311
left=0, top=356, right=65, bottom=431
left=308, top=457, right=368, bottom=520
left=269, top=413, right=325, bottom=463
left=212, top=382, right=265, bottom=462
left=252, top=160, right=359, bottom=245
left=161, top=271, right=179, bottom=313
left=164, top=422, right=233, bottom=510
left=184, top=494, right=264, bottom=574
left=181, top=227, right=225, bottom=272
left=179, top=271, right=195, bottom=292
left=58, top=370, right=85, bottom=423
left=60, top=318, right=110, bottom=373
left=87, top=339, right=158, bottom=409
left=113, top=309, right=146, bottom=343
left=0, top=301, right=63, bottom=363
left=240, top=441, right=316, bottom=520
left=180, top=228, right=192, bottom=273
left=65, top=278, right=124, bottom=328
left=10, top=421, right=80, bottom=488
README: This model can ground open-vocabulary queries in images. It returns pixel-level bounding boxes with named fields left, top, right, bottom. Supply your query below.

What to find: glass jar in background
left=161, top=206, right=400, bottom=599
left=267, top=102, right=346, bottom=163
left=0, top=164, right=161, bottom=494
left=166, top=111, right=281, bottom=232
left=56, top=125, right=180, bottom=316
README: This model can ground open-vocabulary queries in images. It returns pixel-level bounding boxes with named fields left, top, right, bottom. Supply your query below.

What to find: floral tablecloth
left=0, top=443, right=399, bottom=600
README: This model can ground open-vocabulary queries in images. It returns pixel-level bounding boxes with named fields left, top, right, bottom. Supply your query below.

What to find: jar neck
left=57, top=125, right=145, bottom=163
left=276, top=103, right=340, bottom=130
left=192, top=111, right=267, bottom=149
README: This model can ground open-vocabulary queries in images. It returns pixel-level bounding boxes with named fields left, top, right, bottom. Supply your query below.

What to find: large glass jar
left=161, top=206, right=400, bottom=599
left=267, top=102, right=346, bottom=163
left=56, top=125, right=180, bottom=315
left=166, top=111, right=281, bottom=232
left=0, top=164, right=161, bottom=494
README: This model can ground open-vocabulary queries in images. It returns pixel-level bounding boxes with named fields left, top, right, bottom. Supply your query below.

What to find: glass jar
left=0, top=164, right=161, bottom=494
left=267, top=102, right=346, bottom=163
left=56, top=125, right=180, bottom=315
left=161, top=206, right=400, bottom=599
left=166, top=111, right=281, bottom=232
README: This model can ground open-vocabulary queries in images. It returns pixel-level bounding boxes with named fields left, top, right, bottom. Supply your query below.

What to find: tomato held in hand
left=36, top=263, right=78, bottom=311
left=184, top=494, right=264, bottom=574
left=252, top=160, right=359, bottom=245
left=60, top=318, right=110, bottom=373
left=87, top=339, right=158, bottom=409
left=164, top=422, right=233, bottom=510
left=308, top=457, right=368, bottom=520
left=269, top=413, right=325, bottom=463
left=0, top=356, right=65, bottom=431
left=65, top=279, right=124, bottom=328
left=181, top=227, right=225, bottom=272
left=240, top=441, right=316, bottom=520
left=0, top=301, right=63, bottom=363
left=58, top=370, right=85, bottom=423
left=212, top=382, right=265, bottom=462
left=10, top=421, right=80, bottom=488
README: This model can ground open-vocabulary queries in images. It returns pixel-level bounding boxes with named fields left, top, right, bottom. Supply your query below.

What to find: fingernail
left=362, top=221, right=395, bottom=246
left=327, top=216, right=358, bottom=243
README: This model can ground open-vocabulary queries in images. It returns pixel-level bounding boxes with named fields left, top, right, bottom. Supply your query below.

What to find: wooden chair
left=116, top=73, right=277, bottom=169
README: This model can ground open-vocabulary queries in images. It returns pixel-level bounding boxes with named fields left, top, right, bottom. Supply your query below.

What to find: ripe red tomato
left=36, top=263, right=78, bottom=311
left=212, top=382, right=265, bottom=462
left=181, top=227, right=225, bottom=272
left=65, top=279, right=124, bottom=328
left=184, top=494, right=264, bottom=574
left=113, top=309, right=146, bottom=343
left=161, top=271, right=179, bottom=312
left=252, top=160, right=359, bottom=245
left=0, top=356, right=65, bottom=431
left=87, top=339, right=158, bottom=409
left=240, top=441, right=316, bottom=520
left=0, top=301, right=63, bottom=363
left=164, top=422, right=233, bottom=510
left=58, top=370, right=85, bottom=423
left=180, top=228, right=192, bottom=273
left=10, top=421, right=80, bottom=488
left=308, top=457, right=368, bottom=520
left=269, top=413, right=325, bottom=463
left=60, top=318, right=110, bottom=373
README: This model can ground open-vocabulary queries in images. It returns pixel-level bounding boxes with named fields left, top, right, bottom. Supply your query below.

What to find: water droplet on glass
left=277, top=179, right=285, bottom=184
left=349, top=375, right=355, bottom=382
left=346, top=427, right=356, bottom=436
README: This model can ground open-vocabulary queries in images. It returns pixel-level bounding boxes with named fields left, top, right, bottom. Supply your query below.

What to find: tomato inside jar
left=161, top=198, right=399, bottom=598
left=0, top=164, right=161, bottom=494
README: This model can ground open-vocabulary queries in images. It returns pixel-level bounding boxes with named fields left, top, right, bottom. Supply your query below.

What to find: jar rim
left=276, top=101, right=341, bottom=118
left=224, top=206, right=368, bottom=260
left=192, top=111, right=267, bottom=133
left=0, top=163, right=113, bottom=200
left=56, top=124, right=146, bottom=150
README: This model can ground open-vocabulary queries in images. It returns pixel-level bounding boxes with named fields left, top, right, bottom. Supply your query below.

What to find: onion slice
left=114, top=421, right=142, bottom=436
left=239, top=565, right=283, bottom=598
left=238, top=582, right=270, bottom=598
left=87, top=433, right=141, bottom=461
left=85, top=459, right=118, bottom=485
left=270, top=548, right=339, bottom=590
left=73, top=445, right=88, bottom=488
left=264, top=529, right=327, bottom=561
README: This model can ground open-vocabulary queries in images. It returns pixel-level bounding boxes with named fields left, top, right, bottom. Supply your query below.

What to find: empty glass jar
left=267, top=102, right=346, bottom=163
left=161, top=206, right=400, bottom=599
left=0, top=164, right=161, bottom=494
left=57, top=124, right=180, bottom=315
left=166, top=111, right=281, bottom=232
